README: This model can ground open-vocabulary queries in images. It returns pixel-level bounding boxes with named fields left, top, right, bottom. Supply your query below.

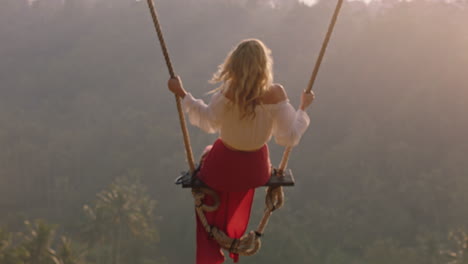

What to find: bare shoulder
left=262, top=83, right=288, bottom=104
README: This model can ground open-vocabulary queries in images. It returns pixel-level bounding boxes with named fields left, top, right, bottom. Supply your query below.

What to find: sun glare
left=299, top=0, right=319, bottom=6
left=300, top=0, right=377, bottom=6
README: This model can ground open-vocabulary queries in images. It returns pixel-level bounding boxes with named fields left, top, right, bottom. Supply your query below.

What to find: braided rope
left=147, top=0, right=196, bottom=173
left=193, top=186, right=284, bottom=256
left=278, top=0, right=344, bottom=174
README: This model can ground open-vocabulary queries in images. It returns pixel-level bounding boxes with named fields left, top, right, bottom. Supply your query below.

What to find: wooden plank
left=267, top=169, right=295, bottom=187
left=175, top=168, right=295, bottom=188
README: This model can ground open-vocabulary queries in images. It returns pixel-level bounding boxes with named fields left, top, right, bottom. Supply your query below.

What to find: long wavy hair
left=211, top=39, right=273, bottom=119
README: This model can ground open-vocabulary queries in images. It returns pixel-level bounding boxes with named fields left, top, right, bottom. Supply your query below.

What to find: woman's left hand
left=167, top=76, right=187, bottom=98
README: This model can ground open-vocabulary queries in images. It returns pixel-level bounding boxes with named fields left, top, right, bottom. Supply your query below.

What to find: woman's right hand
left=299, top=90, right=315, bottom=111
left=167, top=76, right=187, bottom=98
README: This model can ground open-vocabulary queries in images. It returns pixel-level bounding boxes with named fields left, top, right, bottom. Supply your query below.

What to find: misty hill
left=0, top=0, right=467, bottom=263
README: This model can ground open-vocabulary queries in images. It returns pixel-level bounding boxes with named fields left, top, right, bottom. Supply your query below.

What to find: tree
left=0, top=220, right=83, bottom=264
left=81, top=176, right=159, bottom=264
left=53, top=236, right=86, bottom=264
left=442, top=229, right=468, bottom=264
left=21, top=219, right=57, bottom=264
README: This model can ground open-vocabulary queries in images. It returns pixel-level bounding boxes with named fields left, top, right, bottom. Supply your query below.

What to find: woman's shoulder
left=261, top=83, right=288, bottom=105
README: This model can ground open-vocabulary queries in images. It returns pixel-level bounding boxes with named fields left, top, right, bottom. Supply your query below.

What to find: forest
left=1, top=0, right=468, bottom=263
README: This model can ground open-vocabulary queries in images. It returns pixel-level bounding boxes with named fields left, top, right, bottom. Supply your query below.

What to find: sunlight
left=299, top=0, right=319, bottom=6
left=299, top=0, right=377, bottom=6
left=351, top=0, right=375, bottom=4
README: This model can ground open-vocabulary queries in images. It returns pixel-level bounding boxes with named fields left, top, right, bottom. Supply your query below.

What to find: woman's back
left=182, top=83, right=310, bottom=151
left=219, top=84, right=289, bottom=150
left=223, top=83, right=286, bottom=105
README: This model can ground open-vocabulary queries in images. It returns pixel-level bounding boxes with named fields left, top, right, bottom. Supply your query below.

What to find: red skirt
left=196, top=139, right=271, bottom=264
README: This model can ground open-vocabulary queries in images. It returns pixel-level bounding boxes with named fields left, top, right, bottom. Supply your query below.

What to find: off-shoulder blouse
left=182, top=91, right=310, bottom=151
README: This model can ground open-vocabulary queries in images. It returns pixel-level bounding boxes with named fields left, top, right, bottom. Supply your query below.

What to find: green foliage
left=21, top=219, right=57, bottom=264
left=0, top=220, right=83, bottom=264
left=0, top=179, right=161, bottom=264
left=363, top=239, right=422, bottom=264
left=0, top=227, right=28, bottom=264
left=442, top=229, right=468, bottom=264
left=81, top=175, right=160, bottom=264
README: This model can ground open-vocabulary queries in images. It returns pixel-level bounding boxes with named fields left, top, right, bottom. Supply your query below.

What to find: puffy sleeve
left=271, top=100, right=310, bottom=147
left=182, top=92, right=223, bottom=134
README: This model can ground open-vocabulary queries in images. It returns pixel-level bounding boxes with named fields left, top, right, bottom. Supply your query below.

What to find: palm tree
left=21, top=219, right=57, bottom=264
left=442, top=229, right=468, bottom=264
left=81, top=176, right=159, bottom=264
left=0, top=228, right=22, bottom=264
left=50, top=236, right=85, bottom=264
left=2, top=223, right=83, bottom=264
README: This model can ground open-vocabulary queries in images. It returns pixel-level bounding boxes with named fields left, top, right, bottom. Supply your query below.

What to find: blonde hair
left=211, top=39, right=273, bottom=119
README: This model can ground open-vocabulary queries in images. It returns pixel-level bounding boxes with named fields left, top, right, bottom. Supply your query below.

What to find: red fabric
left=196, top=139, right=271, bottom=264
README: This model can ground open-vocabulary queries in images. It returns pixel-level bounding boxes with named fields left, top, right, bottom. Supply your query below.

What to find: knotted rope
left=193, top=185, right=284, bottom=256
left=278, top=0, right=344, bottom=174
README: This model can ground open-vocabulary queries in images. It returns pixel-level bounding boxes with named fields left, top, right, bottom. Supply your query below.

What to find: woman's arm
left=271, top=87, right=315, bottom=147
left=167, top=76, right=221, bottom=133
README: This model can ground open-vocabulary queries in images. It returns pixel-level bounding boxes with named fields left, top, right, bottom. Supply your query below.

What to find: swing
left=175, top=167, right=295, bottom=188
left=147, top=0, right=344, bottom=256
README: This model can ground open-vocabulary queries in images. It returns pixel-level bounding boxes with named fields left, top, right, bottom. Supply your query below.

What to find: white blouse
left=182, top=91, right=310, bottom=151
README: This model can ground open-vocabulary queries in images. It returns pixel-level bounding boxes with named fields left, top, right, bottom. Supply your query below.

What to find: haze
left=0, top=0, right=467, bottom=263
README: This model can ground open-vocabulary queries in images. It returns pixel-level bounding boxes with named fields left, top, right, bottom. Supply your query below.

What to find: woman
left=168, top=39, right=314, bottom=264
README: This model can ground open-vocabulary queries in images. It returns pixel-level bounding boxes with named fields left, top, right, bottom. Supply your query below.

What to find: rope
left=278, top=0, right=344, bottom=174
left=146, top=0, right=196, bottom=173
left=193, top=186, right=284, bottom=256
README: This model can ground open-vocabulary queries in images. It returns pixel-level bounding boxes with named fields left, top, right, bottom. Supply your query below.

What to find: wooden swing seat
left=175, top=168, right=295, bottom=188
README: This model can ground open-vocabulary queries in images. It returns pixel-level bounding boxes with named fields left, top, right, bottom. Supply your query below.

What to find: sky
left=26, top=0, right=378, bottom=6
left=300, top=0, right=375, bottom=5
